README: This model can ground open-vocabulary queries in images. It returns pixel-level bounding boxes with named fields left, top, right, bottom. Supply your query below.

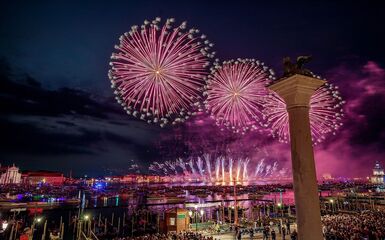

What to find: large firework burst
left=204, top=59, right=275, bottom=133
left=264, top=82, right=345, bottom=145
left=108, top=17, right=215, bottom=126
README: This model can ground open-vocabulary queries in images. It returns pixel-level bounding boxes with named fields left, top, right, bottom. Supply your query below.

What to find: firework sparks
left=109, top=17, right=215, bottom=126
left=204, top=59, right=275, bottom=133
left=264, top=82, right=345, bottom=144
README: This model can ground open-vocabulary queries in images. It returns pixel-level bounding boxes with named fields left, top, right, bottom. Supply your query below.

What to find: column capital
left=268, top=74, right=326, bottom=108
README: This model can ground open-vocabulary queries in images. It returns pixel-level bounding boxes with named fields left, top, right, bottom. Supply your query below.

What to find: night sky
left=1, top=0, right=384, bottom=177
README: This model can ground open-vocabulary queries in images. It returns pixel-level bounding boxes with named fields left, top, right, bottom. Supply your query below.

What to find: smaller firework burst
left=204, top=59, right=275, bottom=134
left=264, top=82, right=345, bottom=144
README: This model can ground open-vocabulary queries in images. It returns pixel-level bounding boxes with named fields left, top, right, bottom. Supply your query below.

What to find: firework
left=204, top=59, right=275, bottom=133
left=264, top=83, right=345, bottom=144
left=109, top=17, right=215, bottom=126
left=148, top=153, right=289, bottom=183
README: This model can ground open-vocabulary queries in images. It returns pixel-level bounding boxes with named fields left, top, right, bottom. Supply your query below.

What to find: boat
left=166, top=197, right=185, bottom=203
left=64, top=198, right=81, bottom=205
left=0, top=202, right=27, bottom=210
left=27, top=201, right=60, bottom=209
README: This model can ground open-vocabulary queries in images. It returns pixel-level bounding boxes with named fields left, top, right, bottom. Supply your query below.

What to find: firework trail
left=264, top=82, right=344, bottom=144
left=204, top=154, right=212, bottom=182
left=242, top=158, right=250, bottom=180
left=265, top=164, right=272, bottom=177
left=188, top=158, right=197, bottom=175
left=177, top=158, right=188, bottom=172
left=164, top=161, right=177, bottom=174
left=228, top=158, right=234, bottom=182
left=197, top=157, right=205, bottom=177
left=204, top=59, right=275, bottom=133
left=236, top=159, right=242, bottom=182
left=221, top=157, right=225, bottom=182
left=215, top=158, right=220, bottom=181
left=109, top=17, right=216, bottom=126
left=271, top=161, right=278, bottom=174
left=254, top=158, right=265, bottom=177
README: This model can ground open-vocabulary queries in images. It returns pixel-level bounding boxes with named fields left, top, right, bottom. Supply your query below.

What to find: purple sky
left=155, top=60, right=385, bottom=179
left=0, top=1, right=384, bottom=177
left=314, top=61, right=385, bottom=178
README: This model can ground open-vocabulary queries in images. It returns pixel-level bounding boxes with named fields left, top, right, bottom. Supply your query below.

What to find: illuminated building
left=120, top=175, right=137, bottom=183
left=371, top=161, right=385, bottom=184
left=23, top=170, right=65, bottom=185
left=322, top=173, right=333, bottom=181
left=0, top=164, right=22, bottom=184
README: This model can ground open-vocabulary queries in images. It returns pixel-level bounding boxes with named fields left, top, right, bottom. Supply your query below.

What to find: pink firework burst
left=264, top=82, right=345, bottom=145
left=204, top=59, right=275, bottom=133
left=108, top=17, right=215, bottom=127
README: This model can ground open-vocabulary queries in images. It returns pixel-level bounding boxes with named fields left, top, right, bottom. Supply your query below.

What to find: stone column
left=268, top=74, right=325, bottom=240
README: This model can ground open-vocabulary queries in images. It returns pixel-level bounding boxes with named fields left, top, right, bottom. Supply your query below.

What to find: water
left=0, top=185, right=337, bottom=240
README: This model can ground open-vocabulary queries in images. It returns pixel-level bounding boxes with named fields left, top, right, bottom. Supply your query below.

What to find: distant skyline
left=1, top=1, right=385, bottom=177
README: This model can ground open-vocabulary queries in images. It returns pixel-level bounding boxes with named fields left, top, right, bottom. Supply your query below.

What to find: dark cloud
left=0, top=60, right=163, bottom=176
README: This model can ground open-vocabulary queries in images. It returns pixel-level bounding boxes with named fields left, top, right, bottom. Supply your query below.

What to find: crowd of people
left=236, top=226, right=298, bottom=240
left=113, top=232, right=216, bottom=240
left=322, top=211, right=385, bottom=240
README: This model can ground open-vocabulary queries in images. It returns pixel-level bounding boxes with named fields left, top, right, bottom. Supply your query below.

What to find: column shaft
left=288, top=106, right=323, bottom=240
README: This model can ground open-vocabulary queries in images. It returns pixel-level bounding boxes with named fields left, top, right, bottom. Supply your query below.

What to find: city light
left=2, top=221, right=8, bottom=230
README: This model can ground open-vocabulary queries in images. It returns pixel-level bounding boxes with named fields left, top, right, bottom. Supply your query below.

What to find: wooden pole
left=8, top=223, right=14, bottom=240
left=41, top=220, right=47, bottom=240
left=157, top=214, right=160, bottom=233
left=229, top=207, right=232, bottom=223
left=31, top=222, right=35, bottom=240
left=131, top=215, right=134, bottom=238
left=14, top=222, right=19, bottom=240
left=143, top=212, right=146, bottom=233
left=78, top=221, right=82, bottom=240
left=234, top=180, right=238, bottom=225
left=104, top=218, right=107, bottom=235
left=89, top=220, right=92, bottom=237
left=123, top=212, right=126, bottom=235
left=60, top=223, right=64, bottom=239
left=73, top=217, right=76, bottom=234
left=117, top=217, right=121, bottom=236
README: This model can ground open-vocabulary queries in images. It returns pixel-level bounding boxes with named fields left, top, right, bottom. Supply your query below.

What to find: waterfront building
left=0, top=164, right=22, bottom=184
left=371, top=160, right=385, bottom=184
left=322, top=173, right=333, bottom=180
left=22, top=170, right=65, bottom=185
